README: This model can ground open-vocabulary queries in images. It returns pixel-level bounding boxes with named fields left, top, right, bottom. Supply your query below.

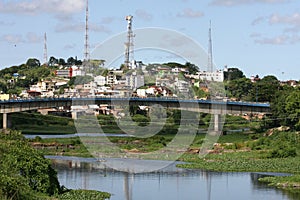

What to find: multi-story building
left=125, top=72, right=144, bottom=90
left=186, top=69, right=224, bottom=82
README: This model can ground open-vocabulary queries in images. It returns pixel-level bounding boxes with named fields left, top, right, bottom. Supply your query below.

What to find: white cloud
left=254, top=34, right=300, bottom=44
left=0, top=20, right=15, bottom=26
left=1, top=32, right=43, bottom=44
left=251, top=12, right=300, bottom=45
left=64, top=43, right=77, bottom=50
left=210, top=0, right=290, bottom=6
left=269, top=13, right=300, bottom=25
left=250, top=32, right=262, bottom=37
left=1, top=34, right=24, bottom=44
left=253, top=12, right=300, bottom=33
left=0, top=0, right=85, bottom=17
left=55, top=22, right=111, bottom=33
left=251, top=16, right=266, bottom=26
left=100, top=17, right=116, bottom=24
left=177, top=8, right=204, bottom=18
left=135, top=9, right=153, bottom=21
left=26, top=32, right=42, bottom=43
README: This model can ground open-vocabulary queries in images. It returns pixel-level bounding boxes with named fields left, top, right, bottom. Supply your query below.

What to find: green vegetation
left=177, top=131, right=300, bottom=192
left=3, top=112, right=76, bottom=134
left=0, top=130, right=110, bottom=200
left=259, top=175, right=300, bottom=190
left=0, top=130, right=61, bottom=199
left=0, top=58, right=54, bottom=95
left=58, top=190, right=110, bottom=200
left=108, top=135, right=171, bottom=152
left=30, top=137, right=91, bottom=157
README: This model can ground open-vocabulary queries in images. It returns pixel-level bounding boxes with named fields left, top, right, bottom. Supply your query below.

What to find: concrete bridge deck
left=0, top=97, right=270, bottom=131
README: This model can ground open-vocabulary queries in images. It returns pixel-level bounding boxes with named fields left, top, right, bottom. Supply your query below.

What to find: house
left=0, top=94, right=10, bottom=101
left=94, top=75, right=106, bottom=86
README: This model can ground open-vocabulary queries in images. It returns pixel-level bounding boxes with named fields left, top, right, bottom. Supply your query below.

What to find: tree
left=0, top=131, right=61, bottom=199
left=256, top=75, right=279, bottom=102
left=132, top=114, right=150, bottom=126
left=224, top=68, right=245, bottom=81
left=0, top=81, right=7, bottom=93
left=184, top=62, right=199, bottom=74
left=285, top=89, right=300, bottom=130
left=48, top=56, right=58, bottom=67
left=58, top=58, right=66, bottom=66
left=225, top=77, right=253, bottom=100
left=67, top=57, right=76, bottom=65
left=267, top=85, right=299, bottom=130
left=26, top=58, right=40, bottom=68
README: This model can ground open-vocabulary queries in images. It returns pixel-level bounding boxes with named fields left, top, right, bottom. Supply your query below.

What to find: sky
left=0, top=0, right=300, bottom=81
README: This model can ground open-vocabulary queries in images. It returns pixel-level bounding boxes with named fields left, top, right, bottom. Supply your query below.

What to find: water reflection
left=50, top=157, right=298, bottom=200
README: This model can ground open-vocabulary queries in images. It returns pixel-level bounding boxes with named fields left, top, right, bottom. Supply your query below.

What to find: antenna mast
left=84, top=0, right=90, bottom=61
left=208, top=21, right=213, bottom=72
left=43, top=32, right=48, bottom=65
left=124, top=15, right=134, bottom=69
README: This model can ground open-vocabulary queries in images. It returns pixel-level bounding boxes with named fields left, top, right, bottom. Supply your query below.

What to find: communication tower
left=124, top=15, right=135, bottom=69
left=208, top=21, right=213, bottom=72
left=84, top=0, right=90, bottom=61
left=43, top=32, right=48, bottom=65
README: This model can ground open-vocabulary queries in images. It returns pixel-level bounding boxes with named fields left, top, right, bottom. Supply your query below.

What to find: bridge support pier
left=3, top=113, right=7, bottom=130
left=214, top=114, right=221, bottom=133
left=72, top=112, right=78, bottom=120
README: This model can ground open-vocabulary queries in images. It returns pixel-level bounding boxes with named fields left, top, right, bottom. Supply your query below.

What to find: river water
left=47, top=156, right=299, bottom=200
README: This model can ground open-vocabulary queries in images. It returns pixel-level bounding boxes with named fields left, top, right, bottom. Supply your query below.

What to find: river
left=47, top=156, right=299, bottom=200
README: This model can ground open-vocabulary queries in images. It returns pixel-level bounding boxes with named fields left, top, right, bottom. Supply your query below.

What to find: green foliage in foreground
left=58, top=190, right=111, bottom=200
left=0, top=130, right=111, bottom=200
left=0, top=130, right=61, bottom=200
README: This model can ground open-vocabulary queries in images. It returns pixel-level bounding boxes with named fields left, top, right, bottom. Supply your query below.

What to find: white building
left=197, top=70, right=224, bottom=82
left=126, top=73, right=144, bottom=90
left=71, top=65, right=85, bottom=77
left=94, top=75, right=106, bottom=86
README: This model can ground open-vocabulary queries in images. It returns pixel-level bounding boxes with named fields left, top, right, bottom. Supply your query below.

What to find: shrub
left=268, top=146, right=297, bottom=158
left=58, top=189, right=111, bottom=200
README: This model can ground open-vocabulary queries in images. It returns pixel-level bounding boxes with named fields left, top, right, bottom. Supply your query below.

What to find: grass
left=259, top=175, right=300, bottom=191
left=58, top=190, right=111, bottom=200
left=29, top=137, right=92, bottom=157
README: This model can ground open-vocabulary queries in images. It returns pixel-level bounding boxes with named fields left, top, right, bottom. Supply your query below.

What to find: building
left=55, top=69, right=72, bottom=78
left=186, top=69, right=224, bottom=82
left=71, top=65, right=85, bottom=77
left=55, top=65, right=84, bottom=78
left=106, top=71, right=118, bottom=86
left=0, top=94, right=10, bottom=101
left=94, top=75, right=106, bottom=86
left=197, top=70, right=224, bottom=82
left=125, top=72, right=144, bottom=90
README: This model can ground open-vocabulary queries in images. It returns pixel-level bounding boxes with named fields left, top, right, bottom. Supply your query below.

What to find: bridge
left=0, top=97, right=270, bottom=132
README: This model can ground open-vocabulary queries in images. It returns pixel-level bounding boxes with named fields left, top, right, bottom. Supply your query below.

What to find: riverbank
left=177, top=131, right=300, bottom=192
left=27, top=130, right=300, bottom=193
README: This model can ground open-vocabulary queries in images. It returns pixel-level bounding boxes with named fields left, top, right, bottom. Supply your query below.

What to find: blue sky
left=0, top=0, right=299, bottom=80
